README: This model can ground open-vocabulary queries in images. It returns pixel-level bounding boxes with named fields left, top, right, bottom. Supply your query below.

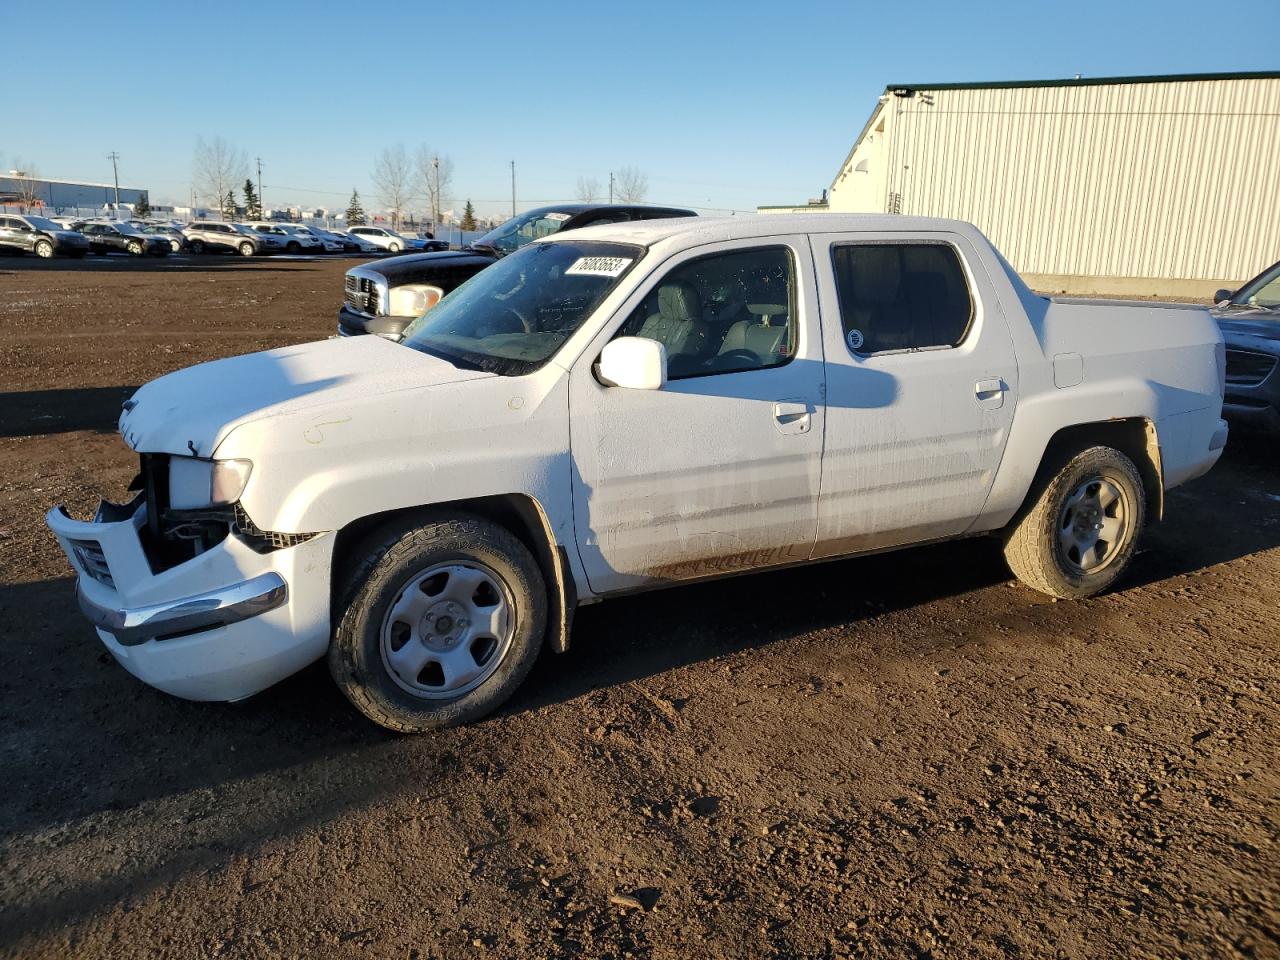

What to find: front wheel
left=126, top=240, right=143, bottom=256
left=238, top=241, right=254, bottom=257
left=190, top=239, right=205, bottom=255
left=330, top=513, right=547, bottom=732
left=387, top=242, right=401, bottom=253
left=1003, top=445, right=1146, bottom=599
left=34, top=239, right=54, bottom=258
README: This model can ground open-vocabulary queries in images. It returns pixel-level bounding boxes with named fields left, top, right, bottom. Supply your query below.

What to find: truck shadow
left=0, top=386, right=139, bottom=437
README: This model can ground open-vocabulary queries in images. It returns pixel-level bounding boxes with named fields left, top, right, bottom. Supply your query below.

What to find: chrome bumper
left=77, top=572, right=288, bottom=646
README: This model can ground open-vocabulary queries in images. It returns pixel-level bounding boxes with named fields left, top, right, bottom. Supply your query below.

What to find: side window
left=830, top=243, right=973, bottom=355
left=615, top=246, right=796, bottom=379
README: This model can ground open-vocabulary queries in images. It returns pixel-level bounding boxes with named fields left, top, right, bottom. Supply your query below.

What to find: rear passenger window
left=831, top=243, right=973, bottom=355
left=615, top=246, right=795, bottom=380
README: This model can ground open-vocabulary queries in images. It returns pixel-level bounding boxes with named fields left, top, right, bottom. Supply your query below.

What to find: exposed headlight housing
left=168, top=457, right=253, bottom=509
left=388, top=283, right=445, bottom=317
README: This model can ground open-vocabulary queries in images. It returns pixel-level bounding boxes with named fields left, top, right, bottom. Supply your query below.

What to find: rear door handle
left=974, top=378, right=1008, bottom=408
left=773, top=400, right=813, bottom=434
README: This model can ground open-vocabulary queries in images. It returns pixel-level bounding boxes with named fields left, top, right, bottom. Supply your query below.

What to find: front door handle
left=974, top=378, right=1008, bottom=409
left=773, top=400, right=813, bottom=435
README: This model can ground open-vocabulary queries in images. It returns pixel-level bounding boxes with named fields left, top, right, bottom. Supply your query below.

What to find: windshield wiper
left=404, top=341, right=485, bottom=371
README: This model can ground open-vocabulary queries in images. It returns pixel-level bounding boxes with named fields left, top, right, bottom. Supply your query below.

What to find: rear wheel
left=287, top=240, right=300, bottom=253
left=34, top=239, right=54, bottom=258
left=1003, top=445, right=1145, bottom=599
left=329, top=513, right=546, bottom=732
left=190, top=239, right=205, bottom=254
left=238, top=241, right=254, bottom=257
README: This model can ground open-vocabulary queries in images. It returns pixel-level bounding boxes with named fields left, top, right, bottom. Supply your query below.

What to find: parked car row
left=0, top=212, right=446, bottom=259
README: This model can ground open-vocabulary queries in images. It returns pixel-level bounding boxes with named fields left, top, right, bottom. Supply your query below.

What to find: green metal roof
left=884, top=70, right=1280, bottom=94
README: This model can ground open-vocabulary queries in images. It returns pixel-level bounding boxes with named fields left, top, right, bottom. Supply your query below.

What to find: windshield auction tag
left=544, top=212, right=572, bottom=222
left=565, top=256, right=633, bottom=278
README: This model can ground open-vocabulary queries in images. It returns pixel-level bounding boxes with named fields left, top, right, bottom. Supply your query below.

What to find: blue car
left=1213, top=259, right=1280, bottom=433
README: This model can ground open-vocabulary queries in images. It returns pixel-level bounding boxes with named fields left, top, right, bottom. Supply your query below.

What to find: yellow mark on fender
left=303, top=416, right=352, bottom=445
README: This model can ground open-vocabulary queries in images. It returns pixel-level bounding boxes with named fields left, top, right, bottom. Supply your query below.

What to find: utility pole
left=256, top=157, right=263, bottom=216
left=107, top=151, right=121, bottom=209
left=609, top=170, right=614, bottom=204
left=433, top=155, right=440, bottom=232
left=510, top=160, right=516, bottom=218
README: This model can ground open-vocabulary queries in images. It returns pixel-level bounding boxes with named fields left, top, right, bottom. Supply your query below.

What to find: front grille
left=1225, top=348, right=1277, bottom=387
left=344, top=274, right=381, bottom=315
left=71, top=539, right=114, bottom=587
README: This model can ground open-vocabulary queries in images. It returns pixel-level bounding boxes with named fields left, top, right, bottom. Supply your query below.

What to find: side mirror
left=1214, top=288, right=1234, bottom=304
left=597, top=337, right=667, bottom=390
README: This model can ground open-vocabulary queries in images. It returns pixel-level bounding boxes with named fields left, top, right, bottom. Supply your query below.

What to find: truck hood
left=358, top=249, right=497, bottom=284
left=119, top=335, right=495, bottom=457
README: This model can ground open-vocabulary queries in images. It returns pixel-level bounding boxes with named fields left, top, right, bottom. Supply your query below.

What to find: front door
left=569, top=238, right=826, bottom=595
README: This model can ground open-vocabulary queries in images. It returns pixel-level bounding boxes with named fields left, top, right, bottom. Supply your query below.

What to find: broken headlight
left=168, top=457, right=253, bottom=509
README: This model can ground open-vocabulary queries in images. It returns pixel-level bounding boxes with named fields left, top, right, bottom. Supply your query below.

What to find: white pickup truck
left=47, top=215, right=1228, bottom=732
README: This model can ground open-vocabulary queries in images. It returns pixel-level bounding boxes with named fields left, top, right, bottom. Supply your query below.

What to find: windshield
left=401, top=240, right=643, bottom=376
left=1232, top=262, right=1280, bottom=310
left=115, top=223, right=145, bottom=236
left=24, top=216, right=62, bottom=231
left=472, top=209, right=574, bottom=256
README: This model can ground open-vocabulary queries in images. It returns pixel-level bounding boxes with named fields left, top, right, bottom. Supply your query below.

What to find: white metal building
left=762, top=72, right=1280, bottom=296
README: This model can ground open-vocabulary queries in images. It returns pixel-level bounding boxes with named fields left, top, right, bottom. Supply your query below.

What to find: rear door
left=0, top=218, right=22, bottom=251
left=811, top=230, right=1018, bottom=557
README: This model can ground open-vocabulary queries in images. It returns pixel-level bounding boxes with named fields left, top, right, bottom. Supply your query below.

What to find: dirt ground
left=1, top=256, right=1277, bottom=960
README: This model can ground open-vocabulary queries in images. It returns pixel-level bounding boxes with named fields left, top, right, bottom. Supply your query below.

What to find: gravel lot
left=1, top=256, right=1277, bottom=959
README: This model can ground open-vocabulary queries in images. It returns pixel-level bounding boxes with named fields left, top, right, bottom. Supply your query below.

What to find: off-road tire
left=1003, top=445, right=1146, bottom=600
left=329, top=513, right=546, bottom=733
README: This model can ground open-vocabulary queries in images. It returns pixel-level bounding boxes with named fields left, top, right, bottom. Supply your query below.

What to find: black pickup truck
left=338, top=203, right=696, bottom=339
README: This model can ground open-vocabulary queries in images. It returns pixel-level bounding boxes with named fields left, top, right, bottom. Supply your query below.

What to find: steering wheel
left=714, top=348, right=761, bottom=370
left=495, top=304, right=534, bottom=334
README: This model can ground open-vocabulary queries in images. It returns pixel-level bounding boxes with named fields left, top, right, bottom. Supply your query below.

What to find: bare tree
left=574, top=175, right=601, bottom=203
left=614, top=166, right=649, bottom=203
left=10, top=161, right=42, bottom=212
left=414, top=145, right=454, bottom=228
left=193, top=137, right=247, bottom=219
left=373, top=144, right=413, bottom=230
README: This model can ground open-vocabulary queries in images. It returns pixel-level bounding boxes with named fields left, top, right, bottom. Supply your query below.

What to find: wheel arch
left=331, top=493, right=575, bottom=655
left=1018, top=417, right=1165, bottom=525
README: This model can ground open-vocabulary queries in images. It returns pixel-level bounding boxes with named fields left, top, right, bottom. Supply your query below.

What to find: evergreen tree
left=243, top=178, right=262, bottom=220
left=221, top=190, right=237, bottom=220
left=345, top=188, right=367, bottom=226
left=461, top=199, right=477, bottom=231
left=134, top=194, right=151, bottom=218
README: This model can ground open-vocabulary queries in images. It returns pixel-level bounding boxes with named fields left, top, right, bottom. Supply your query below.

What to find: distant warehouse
left=761, top=71, right=1280, bottom=297
left=0, top=173, right=149, bottom=211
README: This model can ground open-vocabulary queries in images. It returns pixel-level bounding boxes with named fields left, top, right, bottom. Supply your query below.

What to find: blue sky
left=7, top=0, right=1277, bottom=218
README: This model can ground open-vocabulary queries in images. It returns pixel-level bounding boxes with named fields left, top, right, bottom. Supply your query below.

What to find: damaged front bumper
left=46, top=498, right=334, bottom=702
